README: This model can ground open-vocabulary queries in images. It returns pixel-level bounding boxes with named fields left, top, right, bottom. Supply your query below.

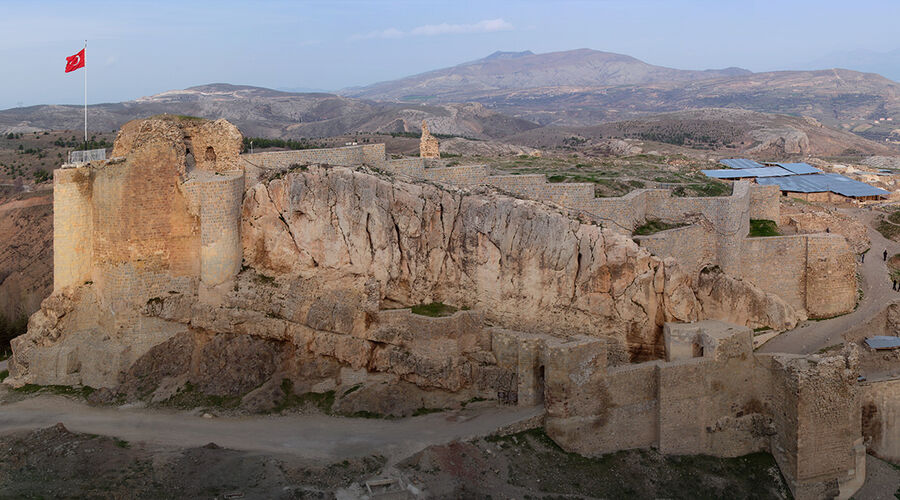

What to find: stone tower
left=419, top=120, right=439, bottom=159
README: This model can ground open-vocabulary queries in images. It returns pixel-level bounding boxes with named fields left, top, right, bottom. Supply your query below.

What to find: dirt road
left=0, top=392, right=542, bottom=463
left=760, top=208, right=899, bottom=355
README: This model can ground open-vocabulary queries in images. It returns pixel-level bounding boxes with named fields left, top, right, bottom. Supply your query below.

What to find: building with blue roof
left=706, top=158, right=888, bottom=202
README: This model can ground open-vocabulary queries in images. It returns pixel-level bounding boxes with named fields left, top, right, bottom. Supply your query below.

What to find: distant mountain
left=343, top=48, right=752, bottom=101
left=804, top=49, right=900, bottom=83
left=0, top=84, right=539, bottom=139
left=338, top=49, right=900, bottom=146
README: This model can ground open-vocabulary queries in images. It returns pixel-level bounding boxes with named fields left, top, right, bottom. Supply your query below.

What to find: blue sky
left=2, top=0, right=900, bottom=109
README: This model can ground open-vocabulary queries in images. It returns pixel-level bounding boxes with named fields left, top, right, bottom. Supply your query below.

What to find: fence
left=68, top=148, right=107, bottom=164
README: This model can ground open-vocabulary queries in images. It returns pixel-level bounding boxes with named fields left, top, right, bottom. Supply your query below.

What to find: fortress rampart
left=495, top=321, right=864, bottom=499
left=53, top=117, right=245, bottom=331
left=13, top=132, right=876, bottom=500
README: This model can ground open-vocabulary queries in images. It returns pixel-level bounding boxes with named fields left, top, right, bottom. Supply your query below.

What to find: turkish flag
left=65, top=48, right=85, bottom=73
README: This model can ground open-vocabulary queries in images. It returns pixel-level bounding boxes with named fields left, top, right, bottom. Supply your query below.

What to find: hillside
left=505, top=108, right=899, bottom=158
left=0, top=84, right=539, bottom=140
left=343, top=49, right=750, bottom=101
left=339, top=49, right=900, bottom=144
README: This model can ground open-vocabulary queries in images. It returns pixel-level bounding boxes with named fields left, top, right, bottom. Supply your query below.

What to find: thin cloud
left=351, top=18, right=513, bottom=41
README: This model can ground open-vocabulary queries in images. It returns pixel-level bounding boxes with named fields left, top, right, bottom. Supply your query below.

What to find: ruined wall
left=635, top=224, right=717, bottom=280
left=861, top=378, right=900, bottom=463
left=419, top=121, right=440, bottom=159
left=541, top=321, right=863, bottom=500
left=53, top=168, right=93, bottom=291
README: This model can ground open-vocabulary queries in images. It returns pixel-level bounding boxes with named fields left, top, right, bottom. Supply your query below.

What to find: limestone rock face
left=242, top=166, right=701, bottom=362
left=696, top=269, right=806, bottom=331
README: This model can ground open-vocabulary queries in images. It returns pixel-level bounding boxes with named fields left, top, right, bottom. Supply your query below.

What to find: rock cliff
left=242, top=166, right=702, bottom=362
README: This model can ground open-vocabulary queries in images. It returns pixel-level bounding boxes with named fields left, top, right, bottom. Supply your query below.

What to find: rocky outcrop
left=242, top=166, right=701, bottom=362
left=696, top=268, right=805, bottom=331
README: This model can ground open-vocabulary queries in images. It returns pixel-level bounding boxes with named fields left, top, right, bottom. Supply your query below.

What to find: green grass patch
left=14, top=384, right=95, bottom=398
left=410, top=302, right=458, bottom=317
left=633, top=219, right=687, bottom=236
left=113, top=438, right=131, bottom=449
left=877, top=214, right=900, bottom=241
left=341, top=383, right=362, bottom=397
left=273, top=379, right=336, bottom=414
left=816, top=344, right=843, bottom=355
left=412, top=407, right=445, bottom=417
left=748, top=219, right=780, bottom=237
left=163, top=382, right=241, bottom=410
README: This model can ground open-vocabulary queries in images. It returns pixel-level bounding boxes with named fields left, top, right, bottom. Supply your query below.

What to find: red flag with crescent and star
left=65, top=48, right=85, bottom=73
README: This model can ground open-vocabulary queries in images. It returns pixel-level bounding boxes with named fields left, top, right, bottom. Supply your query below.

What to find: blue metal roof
left=773, top=162, right=822, bottom=175
left=719, top=158, right=765, bottom=169
left=702, top=167, right=793, bottom=179
left=757, top=173, right=889, bottom=197
left=865, top=336, right=900, bottom=350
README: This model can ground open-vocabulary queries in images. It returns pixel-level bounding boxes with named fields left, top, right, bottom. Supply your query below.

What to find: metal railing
left=68, top=148, right=106, bottom=164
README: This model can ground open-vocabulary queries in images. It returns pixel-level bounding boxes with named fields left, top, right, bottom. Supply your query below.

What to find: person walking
left=862, top=252, right=866, bottom=263
left=893, top=279, right=897, bottom=291
left=885, top=249, right=889, bottom=262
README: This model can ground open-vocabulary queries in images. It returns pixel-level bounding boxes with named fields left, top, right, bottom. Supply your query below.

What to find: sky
left=2, top=0, right=900, bottom=110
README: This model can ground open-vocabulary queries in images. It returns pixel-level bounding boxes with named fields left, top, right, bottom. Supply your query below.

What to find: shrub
left=748, top=219, right=779, bottom=237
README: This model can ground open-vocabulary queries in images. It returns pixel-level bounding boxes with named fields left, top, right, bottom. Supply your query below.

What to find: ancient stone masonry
left=419, top=120, right=440, bottom=158
left=8, top=133, right=871, bottom=500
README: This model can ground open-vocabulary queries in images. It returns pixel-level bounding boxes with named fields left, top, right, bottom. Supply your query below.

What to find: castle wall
left=242, top=144, right=388, bottom=170
left=385, top=158, right=425, bottom=177
left=182, top=171, right=245, bottom=286
left=539, top=321, right=863, bottom=500
left=740, top=236, right=808, bottom=312
left=861, top=378, right=900, bottom=463
left=423, top=165, right=490, bottom=185
left=749, top=184, right=781, bottom=221
left=634, top=224, right=717, bottom=280
left=805, top=234, right=857, bottom=318
left=53, top=168, right=94, bottom=291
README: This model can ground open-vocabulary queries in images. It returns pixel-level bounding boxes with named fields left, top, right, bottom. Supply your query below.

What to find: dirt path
left=760, top=207, right=899, bottom=355
left=0, top=393, right=542, bottom=464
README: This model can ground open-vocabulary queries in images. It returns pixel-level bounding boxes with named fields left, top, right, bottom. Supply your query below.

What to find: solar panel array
left=773, top=162, right=822, bottom=175
left=702, top=167, right=792, bottom=179
left=865, top=336, right=900, bottom=350
left=756, top=173, right=890, bottom=197
left=719, top=158, right=765, bottom=169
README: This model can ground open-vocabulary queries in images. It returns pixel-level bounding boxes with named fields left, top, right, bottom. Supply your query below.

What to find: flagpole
left=83, top=40, right=87, bottom=149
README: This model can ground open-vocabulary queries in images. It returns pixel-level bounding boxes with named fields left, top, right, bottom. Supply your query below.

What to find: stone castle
left=5, top=117, right=894, bottom=499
